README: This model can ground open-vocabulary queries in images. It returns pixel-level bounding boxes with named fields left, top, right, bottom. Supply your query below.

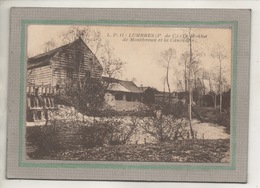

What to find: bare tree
left=208, top=63, right=230, bottom=110
left=42, top=39, right=56, bottom=52
left=174, top=69, right=185, bottom=93
left=43, top=27, right=125, bottom=82
left=187, top=30, right=195, bottom=139
left=179, top=49, right=203, bottom=98
left=211, top=43, right=227, bottom=115
left=140, top=116, right=191, bottom=143
left=184, top=28, right=203, bottom=139
left=193, top=68, right=206, bottom=106
left=159, top=48, right=176, bottom=104
left=100, top=41, right=125, bottom=79
left=159, top=77, right=167, bottom=101
left=207, top=67, right=219, bottom=108
left=59, top=27, right=126, bottom=90
left=179, top=51, right=190, bottom=95
left=60, top=26, right=103, bottom=56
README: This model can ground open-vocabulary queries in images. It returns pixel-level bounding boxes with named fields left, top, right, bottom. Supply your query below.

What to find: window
left=115, top=93, right=124, bottom=100
left=132, top=94, right=139, bottom=102
left=126, top=94, right=132, bottom=101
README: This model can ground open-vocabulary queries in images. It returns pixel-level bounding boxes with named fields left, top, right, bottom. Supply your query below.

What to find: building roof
left=139, top=86, right=150, bottom=92
left=139, top=86, right=161, bottom=93
left=27, top=39, right=76, bottom=69
left=103, top=77, right=143, bottom=93
left=27, top=37, right=102, bottom=70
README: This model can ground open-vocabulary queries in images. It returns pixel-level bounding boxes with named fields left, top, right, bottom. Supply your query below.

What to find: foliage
left=142, top=87, right=158, bottom=105
left=26, top=120, right=64, bottom=158
left=27, top=115, right=139, bottom=158
left=56, top=27, right=125, bottom=114
left=192, top=105, right=230, bottom=133
left=158, top=48, right=176, bottom=103
left=77, top=120, right=117, bottom=148
left=54, top=139, right=230, bottom=163
left=140, top=116, right=192, bottom=143
left=88, top=108, right=154, bottom=117
left=63, top=77, right=106, bottom=116
left=77, top=117, right=138, bottom=148
left=112, top=116, right=139, bottom=145
left=139, top=99, right=198, bottom=143
left=217, top=109, right=230, bottom=133
left=147, top=100, right=188, bottom=118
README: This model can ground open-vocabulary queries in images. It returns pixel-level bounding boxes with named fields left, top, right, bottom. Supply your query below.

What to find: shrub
left=217, top=109, right=230, bottom=133
left=78, top=121, right=114, bottom=148
left=26, top=120, right=64, bottom=158
left=140, top=116, right=191, bottom=143
left=62, top=77, right=106, bottom=117
left=77, top=119, right=120, bottom=148
left=192, top=105, right=230, bottom=132
left=109, top=116, right=138, bottom=145
left=79, top=103, right=154, bottom=117
left=148, top=100, right=188, bottom=118
left=77, top=117, right=138, bottom=148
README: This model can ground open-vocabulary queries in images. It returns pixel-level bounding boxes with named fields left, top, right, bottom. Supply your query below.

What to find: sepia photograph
left=25, top=24, right=232, bottom=163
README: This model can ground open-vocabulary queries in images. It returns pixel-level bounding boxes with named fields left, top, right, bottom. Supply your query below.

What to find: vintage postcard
left=7, top=8, right=251, bottom=182
left=26, top=25, right=232, bottom=160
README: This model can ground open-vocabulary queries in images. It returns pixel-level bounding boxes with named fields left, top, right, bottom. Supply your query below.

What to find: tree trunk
left=163, top=78, right=166, bottom=102
left=166, top=62, right=171, bottom=104
left=188, top=30, right=194, bottom=139
left=214, top=94, right=217, bottom=108
left=220, top=93, right=222, bottom=115
left=184, top=60, right=187, bottom=103
left=219, top=58, right=222, bottom=115
left=189, top=88, right=194, bottom=139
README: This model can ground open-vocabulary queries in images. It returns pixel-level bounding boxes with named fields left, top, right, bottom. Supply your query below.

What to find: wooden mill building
left=26, top=38, right=103, bottom=122
left=27, top=37, right=103, bottom=88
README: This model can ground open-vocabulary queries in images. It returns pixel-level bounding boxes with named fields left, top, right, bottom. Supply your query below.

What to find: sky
left=27, top=25, right=232, bottom=91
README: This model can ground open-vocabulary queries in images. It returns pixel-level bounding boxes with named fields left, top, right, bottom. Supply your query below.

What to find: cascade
left=47, top=98, right=51, bottom=108
left=27, top=97, right=31, bottom=108
left=38, top=96, right=44, bottom=107
left=50, top=98, right=54, bottom=107
left=35, top=97, right=39, bottom=108
left=26, top=86, right=56, bottom=122
left=43, top=97, right=47, bottom=107
left=31, top=97, right=36, bottom=108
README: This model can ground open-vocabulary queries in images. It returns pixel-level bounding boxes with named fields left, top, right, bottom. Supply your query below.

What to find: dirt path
left=192, top=120, right=230, bottom=139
